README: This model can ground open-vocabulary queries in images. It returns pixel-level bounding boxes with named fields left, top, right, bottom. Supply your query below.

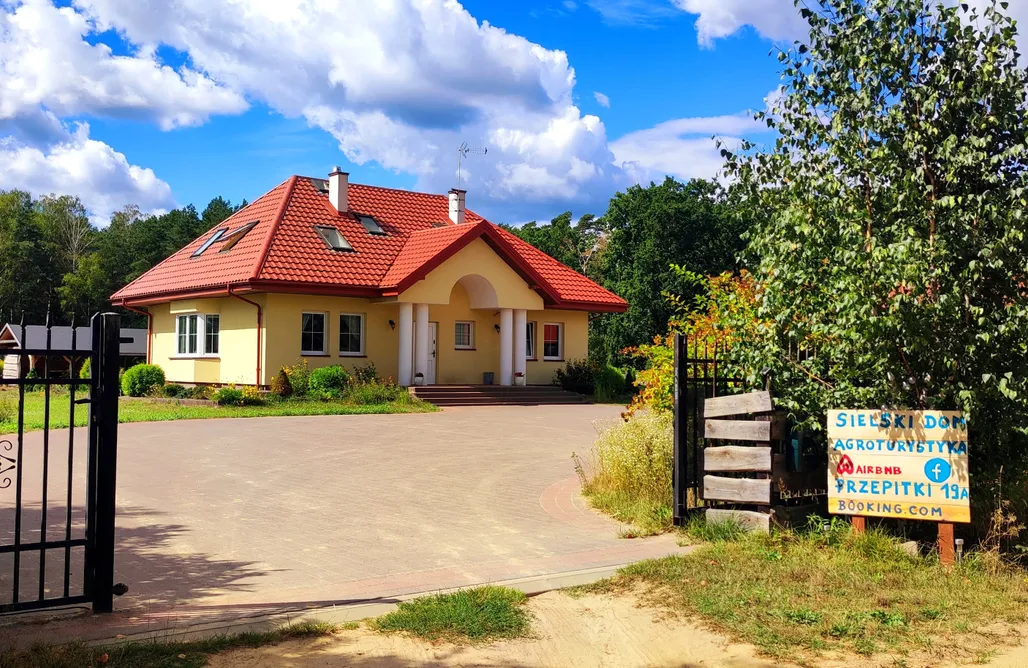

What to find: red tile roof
left=111, top=176, right=627, bottom=312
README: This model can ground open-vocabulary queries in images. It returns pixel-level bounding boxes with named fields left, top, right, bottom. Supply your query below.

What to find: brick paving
left=0, top=405, right=686, bottom=644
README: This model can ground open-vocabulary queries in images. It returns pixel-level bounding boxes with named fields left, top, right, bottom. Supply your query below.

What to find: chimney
left=329, top=166, right=349, bottom=213
left=448, top=188, right=466, bottom=225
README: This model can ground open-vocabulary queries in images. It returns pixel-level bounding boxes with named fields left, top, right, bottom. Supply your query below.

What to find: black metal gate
left=671, top=333, right=743, bottom=525
left=0, top=312, right=120, bottom=613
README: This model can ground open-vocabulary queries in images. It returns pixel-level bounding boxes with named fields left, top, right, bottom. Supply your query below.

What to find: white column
left=397, top=302, right=413, bottom=386
left=415, top=303, right=430, bottom=384
left=513, top=309, right=527, bottom=384
left=499, top=308, right=513, bottom=386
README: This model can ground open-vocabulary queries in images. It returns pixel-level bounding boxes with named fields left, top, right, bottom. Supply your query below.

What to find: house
left=0, top=324, right=148, bottom=379
left=110, top=169, right=627, bottom=387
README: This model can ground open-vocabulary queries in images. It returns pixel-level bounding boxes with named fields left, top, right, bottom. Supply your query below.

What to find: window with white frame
left=339, top=313, right=364, bottom=355
left=526, top=321, right=537, bottom=359
left=543, top=322, right=563, bottom=360
left=175, top=314, right=220, bottom=356
left=454, top=321, right=474, bottom=349
left=204, top=315, right=220, bottom=354
left=301, top=312, right=327, bottom=354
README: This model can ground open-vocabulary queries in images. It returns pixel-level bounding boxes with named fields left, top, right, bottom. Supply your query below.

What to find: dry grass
left=578, top=519, right=1028, bottom=664
left=576, top=412, right=674, bottom=535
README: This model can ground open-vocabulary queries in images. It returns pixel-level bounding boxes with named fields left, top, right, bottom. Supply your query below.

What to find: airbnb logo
left=837, top=454, right=855, bottom=476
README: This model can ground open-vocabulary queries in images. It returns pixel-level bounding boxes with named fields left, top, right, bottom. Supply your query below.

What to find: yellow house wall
left=151, top=297, right=261, bottom=385
left=428, top=282, right=501, bottom=385
left=525, top=309, right=589, bottom=385
left=398, top=238, right=544, bottom=310
left=262, top=293, right=399, bottom=386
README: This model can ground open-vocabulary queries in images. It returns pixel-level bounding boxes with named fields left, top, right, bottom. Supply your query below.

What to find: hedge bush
left=213, top=387, right=244, bottom=406
left=79, top=358, right=90, bottom=380
left=121, top=364, right=165, bottom=397
left=309, top=365, right=350, bottom=398
left=554, top=358, right=596, bottom=395
left=283, top=360, right=311, bottom=397
left=162, top=383, right=187, bottom=398
left=271, top=369, right=292, bottom=397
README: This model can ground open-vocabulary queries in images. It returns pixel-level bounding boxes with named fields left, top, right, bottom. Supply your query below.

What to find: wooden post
left=851, top=516, right=866, bottom=534
left=938, top=522, right=955, bottom=565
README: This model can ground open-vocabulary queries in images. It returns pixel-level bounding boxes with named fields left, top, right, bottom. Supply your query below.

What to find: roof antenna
left=457, top=142, right=488, bottom=189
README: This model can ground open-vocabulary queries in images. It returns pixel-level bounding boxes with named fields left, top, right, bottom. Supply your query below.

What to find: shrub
left=24, top=368, right=40, bottom=392
left=187, top=385, right=213, bottom=400
left=283, top=359, right=311, bottom=397
left=213, top=386, right=244, bottom=406
left=352, top=362, right=378, bottom=385
left=162, top=383, right=187, bottom=398
left=309, top=365, right=350, bottom=398
left=240, top=385, right=266, bottom=406
left=594, top=364, right=628, bottom=402
left=271, top=369, right=292, bottom=398
left=554, top=358, right=596, bottom=395
left=121, top=364, right=165, bottom=397
left=79, top=358, right=90, bottom=380
left=580, top=412, right=674, bottom=533
left=345, top=380, right=403, bottom=405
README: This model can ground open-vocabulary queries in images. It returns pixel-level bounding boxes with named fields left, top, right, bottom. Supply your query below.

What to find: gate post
left=91, top=313, right=120, bottom=613
left=672, top=333, right=686, bottom=526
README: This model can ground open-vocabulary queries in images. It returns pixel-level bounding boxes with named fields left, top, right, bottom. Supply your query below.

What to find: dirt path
left=207, top=590, right=778, bottom=668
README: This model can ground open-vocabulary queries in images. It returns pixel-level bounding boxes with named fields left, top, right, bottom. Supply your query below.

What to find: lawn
left=372, top=586, right=531, bottom=643
left=0, top=388, right=435, bottom=433
left=573, top=519, right=1028, bottom=664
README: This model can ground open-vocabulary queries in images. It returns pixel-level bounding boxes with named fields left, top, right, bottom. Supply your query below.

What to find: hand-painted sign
left=827, top=410, right=970, bottom=523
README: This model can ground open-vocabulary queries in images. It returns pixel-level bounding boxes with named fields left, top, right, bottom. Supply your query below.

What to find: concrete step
left=412, top=385, right=587, bottom=407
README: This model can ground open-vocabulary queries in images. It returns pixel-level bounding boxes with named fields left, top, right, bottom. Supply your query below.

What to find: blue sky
left=0, top=0, right=809, bottom=225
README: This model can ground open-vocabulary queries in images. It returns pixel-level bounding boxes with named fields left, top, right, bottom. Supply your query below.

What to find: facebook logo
left=924, top=458, right=952, bottom=483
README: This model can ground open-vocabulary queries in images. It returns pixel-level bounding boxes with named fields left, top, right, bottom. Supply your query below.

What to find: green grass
left=0, top=389, right=436, bottom=433
left=0, top=620, right=335, bottom=668
left=576, top=412, right=674, bottom=536
left=576, top=523, right=1028, bottom=662
left=372, top=586, right=531, bottom=643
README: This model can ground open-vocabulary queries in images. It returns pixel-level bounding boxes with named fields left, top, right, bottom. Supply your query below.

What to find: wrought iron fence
left=0, top=312, right=120, bottom=613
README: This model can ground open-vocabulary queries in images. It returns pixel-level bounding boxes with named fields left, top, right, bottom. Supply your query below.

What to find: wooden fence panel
left=703, top=475, right=771, bottom=504
left=704, top=446, right=772, bottom=472
left=703, top=391, right=772, bottom=418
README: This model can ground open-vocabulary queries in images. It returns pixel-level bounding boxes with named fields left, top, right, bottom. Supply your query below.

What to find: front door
left=426, top=322, right=438, bottom=384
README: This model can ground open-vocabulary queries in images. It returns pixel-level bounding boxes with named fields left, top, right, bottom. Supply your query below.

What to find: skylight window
left=315, top=225, right=353, bottom=251
left=219, top=221, right=258, bottom=253
left=358, top=215, right=386, bottom=236
left=192, top=228, right=228, bottom=258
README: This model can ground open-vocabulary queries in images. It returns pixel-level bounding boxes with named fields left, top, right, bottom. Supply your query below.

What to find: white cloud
left=610, top=113, right=765, bottom=184
left=563, top=0, right=579, bottom=10
left=1, top=0, right=770, bottom=222
left=593, top=91, right=611, bottom=108
left=673, top=0, right=806, bottom=46
left=0, top=0, right=247, bottom=129
left=0, top=120, right=175, bottom=225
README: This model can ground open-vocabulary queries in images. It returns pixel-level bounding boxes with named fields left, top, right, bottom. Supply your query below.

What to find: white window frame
left=454, top=321, right=475, bottom=350
left=301, top=311, right=329, bottom=355
left=338, top=312, right=365, bottom=356
left=174, top=314, right=220, bottom=358
left=204, top=314, right=220, bottom=355
left=526, top=321, right=537, bottom=360
left=543, top=322, right=563, bottom=361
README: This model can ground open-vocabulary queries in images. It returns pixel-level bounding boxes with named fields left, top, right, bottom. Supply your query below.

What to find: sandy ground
left=207, top=590, right=779, bottom=668
left=205, top=588, right=1028, bottom=668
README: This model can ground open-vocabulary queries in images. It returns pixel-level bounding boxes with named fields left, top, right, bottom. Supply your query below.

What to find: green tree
left=722, top=0, right=1028, bottom=497
left=201, top=196, right=240, bottom=229
left=594, top=177, right=746, bottom=362
left=0, top=190, right=56, bottom=321
left=502, top=211, right=607, bottom=277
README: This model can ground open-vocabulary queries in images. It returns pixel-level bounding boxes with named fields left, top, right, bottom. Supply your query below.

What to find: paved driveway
left=2, top=405, right=684, bottom=640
